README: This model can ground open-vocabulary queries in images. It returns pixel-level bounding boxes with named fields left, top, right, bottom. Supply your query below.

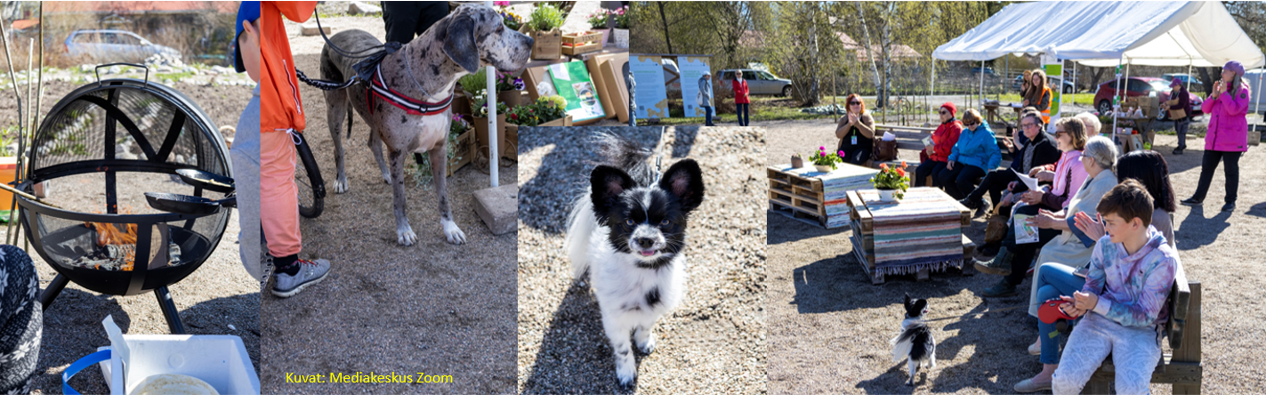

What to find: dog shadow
left=1246, top=202, right=1266, bottom=219
left=927, top=304, right=1041, bottom=393
left=522, top=280, right=641, bottom=394
left=36, top=287, right=132, bottom=394
left=854, top=364, right=922, bottom=394
left=1176, top=205, right=1232, bottom=251
left=517, top=126, right=666, bottom=235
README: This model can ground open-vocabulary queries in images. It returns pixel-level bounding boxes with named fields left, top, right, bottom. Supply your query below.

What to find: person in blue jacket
left=936, top=109, right=1001, bottom=200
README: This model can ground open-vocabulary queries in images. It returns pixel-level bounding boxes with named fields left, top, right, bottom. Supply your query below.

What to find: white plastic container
left=97, top=334, right=259, bottom=395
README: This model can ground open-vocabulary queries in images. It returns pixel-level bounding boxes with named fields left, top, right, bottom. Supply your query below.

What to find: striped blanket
left=808, top=164, right=878, bottom=228
left=858, top=187, right=964, bottom=275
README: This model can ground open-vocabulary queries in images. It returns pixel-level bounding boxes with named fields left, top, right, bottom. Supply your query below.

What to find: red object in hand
left=1038, top=298, right=1078, bottom=324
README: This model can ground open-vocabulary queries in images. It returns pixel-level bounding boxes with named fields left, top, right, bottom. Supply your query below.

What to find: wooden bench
left=869, top=123, right=1014, bottom=185
left=1085, top=261, right=1202, bottom=394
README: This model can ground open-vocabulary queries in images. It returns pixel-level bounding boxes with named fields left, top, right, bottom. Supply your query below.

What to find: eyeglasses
left=1021, top=122, right=1036, bottom=128
left=849, top=101, right=862, bottom=105
left=938, top=110, right=949, bottom=115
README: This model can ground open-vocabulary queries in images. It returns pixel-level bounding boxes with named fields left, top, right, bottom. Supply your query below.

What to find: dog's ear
left=442, top=10, right=481, bottom=73
left=591, top=165, right=635, bottom=222
left=659, top=159, right=705, bottom=213
left=904, top=293, right=912, bottom=308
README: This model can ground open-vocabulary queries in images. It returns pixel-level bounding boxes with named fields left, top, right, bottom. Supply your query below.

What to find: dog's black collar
left=634, top=255, right=676, bottom=270
left=368, top=63, right=453, bottom=116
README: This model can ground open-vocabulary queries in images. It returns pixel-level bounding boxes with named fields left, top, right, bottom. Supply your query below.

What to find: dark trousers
left=1003, top=205, right=1062, bottom=285
left=842, top=148, right=870, bottom=166
left=1173, top=118, right=1190, bottom=149
left=383, top=1, right=450, bottom=44
left=702, top=106, right=714, bottom=126
left=915, top=160, right=945, bottom=187
left=1192, top=150, right=1242, bottom=204
left=736, top=103, right=750, bottom=126
left=966, top=168, right=1028, bottom=204
left=935, top=164, right=986, bottom=200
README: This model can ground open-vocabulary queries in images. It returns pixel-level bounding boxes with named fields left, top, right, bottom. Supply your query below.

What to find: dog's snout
left=635, top=238, right=655, bottom=249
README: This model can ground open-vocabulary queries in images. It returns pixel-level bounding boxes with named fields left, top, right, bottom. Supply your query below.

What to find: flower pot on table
left=498, top=90, right=526, bottom=109
left=813, top=164, right=833, bottom=173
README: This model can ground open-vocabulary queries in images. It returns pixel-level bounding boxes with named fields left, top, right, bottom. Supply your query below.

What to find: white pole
left=1059, top=59, right=1066, bottom=117
left=1185, top=61, right=1192, bottom=94
left=979, top=60, right=985, bottom=109
left=1257, top=68, right=1263, bottom=127
left=1112, top=58, right=1122, bottom=136
left=485, top=1, right=498, bottom=187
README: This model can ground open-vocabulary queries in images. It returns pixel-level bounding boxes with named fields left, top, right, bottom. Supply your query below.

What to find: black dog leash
left=296, top=11, right=403, bottom=90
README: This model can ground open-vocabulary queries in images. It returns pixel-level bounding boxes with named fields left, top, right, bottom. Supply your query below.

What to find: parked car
left=971, top=67, right=997, bottom=77
left=719, top=69, right=793, bottom=97
left=1246, top=69, right=1265, bottom=118
left=1012, top=75, right=1076, bottom=94
left=65, top=30, right=181, bottom=64
left=1161, top=73, right=1205, bottom=91
left=1093, top=76, right=1203, bottom=116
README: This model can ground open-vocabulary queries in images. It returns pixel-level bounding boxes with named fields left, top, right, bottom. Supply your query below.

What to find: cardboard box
left=585, top=52, right=629, bottom=120
left=531, top=29, right=562, bottom=60
left=522, top=65, right=558, bottom=101
left=98, top=335, right=259, bottom=395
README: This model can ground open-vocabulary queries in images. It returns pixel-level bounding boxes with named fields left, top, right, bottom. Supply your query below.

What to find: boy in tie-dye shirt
left=1051, top=180, right=1178, bottom=395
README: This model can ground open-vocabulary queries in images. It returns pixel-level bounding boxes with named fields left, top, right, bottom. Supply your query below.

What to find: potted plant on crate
left=809, top=146, right=841, bottom=173
left=869, top=161, right=910, bottom=202
left=472, top=89, right=508, bottom=159
left=791, top=153, right=804, bottom=169
left=496, top=72, right=526, bottom=109
left=528, top=4, right=565, bottom=60
left=612, top=5, right=630, bottom=48
left=536, top=95, right=571, bottom=126
left=586, top=9, right=611, bottom=48
left=455, top=68, right=487, bottom=116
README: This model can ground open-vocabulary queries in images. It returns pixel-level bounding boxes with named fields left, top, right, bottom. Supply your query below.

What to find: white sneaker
left=271, top=258, right=330, bottom=298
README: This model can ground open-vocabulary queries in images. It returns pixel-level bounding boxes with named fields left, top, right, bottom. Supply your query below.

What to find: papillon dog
left=890, top=293, right=936, bottom=386
left=564, top=132, right=705, bottom=388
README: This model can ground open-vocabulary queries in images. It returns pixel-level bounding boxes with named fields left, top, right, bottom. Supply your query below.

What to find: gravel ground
left=0, top=79, right=256, bottom=393
left=762, top=117, right=1266, bottom=394
left=517, top=126, right=767, bottom=394
left=258, top=40, right=518, bottom=393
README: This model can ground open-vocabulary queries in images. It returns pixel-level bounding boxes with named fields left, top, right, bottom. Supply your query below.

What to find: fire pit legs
left=154, top=286, right=186, bottom=334
left=40, top=274, right=70, bottom=311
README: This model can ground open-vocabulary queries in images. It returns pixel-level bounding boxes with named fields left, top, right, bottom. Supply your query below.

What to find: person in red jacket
left=733, top=71, right=751, bottom=126
left=916, top=102, right=962, bottom=187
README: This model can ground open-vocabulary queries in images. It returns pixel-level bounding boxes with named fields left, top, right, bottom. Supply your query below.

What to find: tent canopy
left=932, top=1, right=1265, bottom=69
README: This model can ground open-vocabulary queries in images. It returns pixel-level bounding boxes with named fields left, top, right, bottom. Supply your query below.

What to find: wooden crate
left=447, top=130, right=475, bottom=177
left=561, top=31, right=603, bottom=45
left=767, top=166, right=827, bottom=226
left=844, top=189, right=973, bottom=284
left=561, top=42, right=601, bottom=56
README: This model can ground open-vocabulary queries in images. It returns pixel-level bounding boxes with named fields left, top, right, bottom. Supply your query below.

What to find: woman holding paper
left=975, top=121, right=1107, bottom=299
left=0, top=245, right=41, bottom=394
left=936, top=109, right=999, bottom=200
left=835, top=93, right=876, bottom=166
left=915, top=102, right=962, bottom=187
left=958, top=111, right=1060, bottom=214
left=1182, top=60, right=1251, bottom=213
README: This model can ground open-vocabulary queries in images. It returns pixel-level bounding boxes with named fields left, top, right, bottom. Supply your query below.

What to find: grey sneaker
left=271, top=258, right=330, bottom=298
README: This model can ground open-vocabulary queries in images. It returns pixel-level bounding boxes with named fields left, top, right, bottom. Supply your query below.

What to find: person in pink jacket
left=1182, top=60, right=1252, bottom=212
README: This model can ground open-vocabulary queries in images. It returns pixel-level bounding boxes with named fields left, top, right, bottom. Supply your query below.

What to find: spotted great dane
left=319, top=4, right=533, bottom=246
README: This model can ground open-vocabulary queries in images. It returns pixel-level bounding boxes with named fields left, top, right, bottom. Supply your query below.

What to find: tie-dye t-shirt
left=1083, top=226, right=1179, bottom=329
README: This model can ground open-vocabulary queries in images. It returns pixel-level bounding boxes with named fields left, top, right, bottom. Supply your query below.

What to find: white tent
left=933, top=1, right=1264, bottom=69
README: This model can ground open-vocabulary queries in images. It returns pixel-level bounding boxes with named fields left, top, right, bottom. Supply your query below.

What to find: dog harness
left=367, top=63, right=453, bottom=116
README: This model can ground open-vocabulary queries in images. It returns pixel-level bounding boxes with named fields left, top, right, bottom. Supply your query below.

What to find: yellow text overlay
left=285, top=372, right=454, bottom=384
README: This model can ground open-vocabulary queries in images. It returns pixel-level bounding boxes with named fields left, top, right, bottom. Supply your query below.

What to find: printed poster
left=631, top=55, right=669, bottom=119
left=678, top=57, right=713, bottom=117
left=548, top=60, right=605, bottom=122
left=1042, top=56, right=1063, bottom=133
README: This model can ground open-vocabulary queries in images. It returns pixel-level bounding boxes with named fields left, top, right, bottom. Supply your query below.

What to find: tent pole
left=1072, top=61, right=1077, bottom=106
left=979, top=60, right=985, bottom=109
left=930, top=59, right=935, bottom=123
left=1113, top=58, right=1122, bottom=137
left=1059, top=59, right=1066, bottom=117
left=1186, top=60, right=1193, bottom=93
left=1257, top=68, right=1263, bottom=127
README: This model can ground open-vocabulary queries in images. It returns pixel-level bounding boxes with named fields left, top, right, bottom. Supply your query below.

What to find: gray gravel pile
left=517, top=126, right=768, bottom=394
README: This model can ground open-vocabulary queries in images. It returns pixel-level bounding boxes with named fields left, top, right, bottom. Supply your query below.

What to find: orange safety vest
left=1039, top=86, right=1052, bottom=124
left=260, top=1, right=317, bottom=134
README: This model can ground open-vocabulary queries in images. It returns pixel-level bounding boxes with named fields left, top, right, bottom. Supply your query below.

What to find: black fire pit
left=17, top=65, right=233, bottom=334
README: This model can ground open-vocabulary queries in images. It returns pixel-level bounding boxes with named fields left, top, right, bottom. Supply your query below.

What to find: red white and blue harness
left=366, top=63, right=453, bottom=116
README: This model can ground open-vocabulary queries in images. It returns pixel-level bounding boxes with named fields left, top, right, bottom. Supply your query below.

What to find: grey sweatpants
left=1052, top=312, right=1163, bottom=395
left=231, top=86, right=263, bottom=285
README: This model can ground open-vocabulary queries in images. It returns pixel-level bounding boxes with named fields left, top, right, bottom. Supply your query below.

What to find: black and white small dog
left=890, top=293, right=936, bottom=386
left=565, top=133, right=705, bottom=388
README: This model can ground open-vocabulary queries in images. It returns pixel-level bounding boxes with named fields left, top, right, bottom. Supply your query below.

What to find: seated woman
left=958, top=112, right=1061, bottom=214
left=0, top=245, right=41, bottom=395
left=1012, top=151, right=1177, bottom=392
left=1051, top=180, right=1178, bottom=394
left=936, top=109, right=1000, bottom=200
left=974, top=134, right=1117, bottom=298
left=915, top=102, right=962, bottom=187
left=835, top=93, right=876, bottom=166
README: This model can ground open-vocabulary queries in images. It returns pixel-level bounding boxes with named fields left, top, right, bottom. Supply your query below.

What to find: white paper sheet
left=1012, top=168, right=1041, bottom=192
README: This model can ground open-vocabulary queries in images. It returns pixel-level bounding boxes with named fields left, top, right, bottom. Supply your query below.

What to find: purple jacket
left=1201, top=83, right=1251, bottom=152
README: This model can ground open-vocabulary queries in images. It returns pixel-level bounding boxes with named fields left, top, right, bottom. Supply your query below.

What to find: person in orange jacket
left=259, top=1, right=330, bottom=298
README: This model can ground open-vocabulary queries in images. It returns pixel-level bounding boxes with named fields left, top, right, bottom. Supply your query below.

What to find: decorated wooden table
left=768, top=163, right=878, bottom=229
left=844, top=187, right=975, bottom=284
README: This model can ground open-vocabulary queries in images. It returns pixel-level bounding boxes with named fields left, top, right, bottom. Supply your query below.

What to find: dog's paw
left=615, top=368, right=636, bottom=390
left=635, top=333, right=656, bottom=355
left=442, top=220, right=466, bottom=244
left=333, top=177, right=349, bottom=194
left=397, top=227, right=418, bottom=246
left=381, top=169, right=393, bottom=185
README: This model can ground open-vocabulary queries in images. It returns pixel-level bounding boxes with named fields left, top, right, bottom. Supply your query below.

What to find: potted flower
left=869, top=161, right=910, bottom=202
left=528, top=3, right=565, bottom=59
left=472, top=89, right=509, bottom=158
left=536, top=95, right=572, bottom=126
left=612, top=5, right=630, bottom=48
left=586, top=9, right=611, bottom=48
left=496, top=71, right=526, bottom=109
left=808, top=146, right=841, bottom=173
left=499, top=8, right=523, bottom=32
left=791, top=153, right=804, bottom=169
left=455, top=68, right=487, bottom=116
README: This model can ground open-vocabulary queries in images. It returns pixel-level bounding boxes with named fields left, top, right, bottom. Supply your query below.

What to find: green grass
left=156, top=71, right=196, bottom=82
